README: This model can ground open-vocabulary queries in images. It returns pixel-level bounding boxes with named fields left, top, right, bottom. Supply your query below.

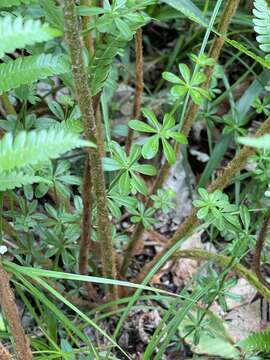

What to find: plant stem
left=0, top=264, right=32, bottom=360
left=62, top=0, right=117, bottom=298
left=80, top=0, right=94, bottom=58
left=134, top=114, right=270, bottom=283
left=253, top=210, right=270, bottom=290
left=125, top=28, right=144, bottom=154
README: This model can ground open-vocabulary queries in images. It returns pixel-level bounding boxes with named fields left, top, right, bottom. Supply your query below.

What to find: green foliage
left=129, top=202, right=156, bottom=229
left=193, top=188, right=240, bottom=231
left=0, top=128, right=93, bottom=173
left=0, top=54, right=69, bottom=93
left=0, top=16, right=61, bottom=58
left=129, top=108, right=187, bottom=164
left=163, top=63, right=211, bottom=104
left=238, top=134, right=270, bottom=149
left=0, top=170, right=49, bottom=191
left=253, top=0, right=270, bottom=59
left=239, top=327, right=270, bottom=353
left=39, top=0, right=64, bottom=31
left=150, top=189, right=176, bottom=214
left=0, top=0, right=37, bottom=7
left=103, top=141, right=156, bottom=195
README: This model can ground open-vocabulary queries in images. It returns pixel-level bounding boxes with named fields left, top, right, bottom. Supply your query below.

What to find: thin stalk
left=0, top=264, right=32, bottom=360
left=79, top=0, right=98, bottom=301
left=134, top=114, right=270, bottom=283
left=62, top=0, right=117, bottom=298
left=125, top=29, right=144, bottom=154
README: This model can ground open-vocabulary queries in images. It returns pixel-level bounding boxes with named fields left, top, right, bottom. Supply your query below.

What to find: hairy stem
left=0, top=265, right=32, bottom=360
left=134, top=114, right=270, bottom=283
left=80, top=0, right=94, bottom=58
left=121, top=0, right=240, bottom=274
left=62, top=0, right=117, bottom=297
left=253, top=210, right=270, bottom=290
left=125, top=29, right=144, bottom=154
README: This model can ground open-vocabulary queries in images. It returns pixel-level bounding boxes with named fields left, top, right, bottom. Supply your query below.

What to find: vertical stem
left=0, top=265, right=32, bottom=360
left=80, top=0, right=95, bottom=58
left=62, top=0, right=117, bottom=297
left=125, top=29, right=144, bottom=154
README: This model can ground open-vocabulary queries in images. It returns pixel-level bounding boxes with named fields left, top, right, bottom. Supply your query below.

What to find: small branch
left=62, top=0, right=117, bottom=298
left=253, top=210, right=270, bottom=290
left=80, top=0, right=95, bottom=58
left=0, top=265, right=32, bottom=360
left=125, top=29, right=144, bottom=154
left=121, top=0, right=240, bottom=274
left=134, top=114, right=270, bottom=283
left=79, top=158, right=98, bottom=300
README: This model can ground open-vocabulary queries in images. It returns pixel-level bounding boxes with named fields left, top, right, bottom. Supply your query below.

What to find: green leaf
left=39, top=0, right=64, bottom=31
left=179, top=63, right=191, bottom=83
left=162, top=138, right=176, bottom=164
left=142, top=135, right=159, bottom=159
left=0, top=54, right=70, bottom=93
left=237, top=134, right=270, bottom=149
left=142, top=108, right=160, bottom=129
left=171, top=85, right=188, bottom=97
left=130, top=172, right=148, bottom=195
left=0, top=0, right=37, bottom=7
left=162, top=71, right=181, bottom=84
left=0, top=16, right=61, bottom=59
left=131, top=164, right=156, bottom=176
left=0, top=171, right=50, bottom=191
left=78, top=6, right=105, bottom=16
left=0, top=128, right=93, bottom=173
left=115, top=17, right=133, bottom=39
left=102, top=157, right=122, bottom=171
left=169, top=132, right=188, bottom=144
left=163, top=113, right=175, bottom=130
left=128, top=120, right=155, bottom=133
left=119, top=171, right=130, bottom=194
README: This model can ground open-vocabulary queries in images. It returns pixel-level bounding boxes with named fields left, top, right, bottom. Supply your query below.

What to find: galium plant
left=3, top=0, right=270, bottom=359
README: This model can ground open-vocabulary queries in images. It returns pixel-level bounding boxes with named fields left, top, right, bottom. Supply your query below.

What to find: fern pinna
left=0, top=8, right=90, bottom=191
left=253, top=0, right=270, bottom=59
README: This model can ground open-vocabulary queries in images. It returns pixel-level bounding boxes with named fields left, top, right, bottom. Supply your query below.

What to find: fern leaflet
left=239, top=327, right=270, bottom=353
left=0, top=0, right=37, bottom=7
left=0, top=53, right=70, bottom=93
left=0, top=128, right=94, bottom=173
left=0, top=171, right=49, bottom=191
left=253, top=0, right=270, bottom=59
left=0, top=16, right=61, bottom=59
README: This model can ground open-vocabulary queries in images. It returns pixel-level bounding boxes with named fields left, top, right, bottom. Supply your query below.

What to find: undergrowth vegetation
left=3, top=0, right=270, bottom=359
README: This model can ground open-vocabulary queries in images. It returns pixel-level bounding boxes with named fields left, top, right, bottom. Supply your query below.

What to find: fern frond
left=90, top=35, right=126, bottom=96
left=0, top=0, right=37, bottom=7
left=39, top=0, right=64, bottom=31
left=0, top=53, right=69, bottom=93
left=0, top=16, right=61, bottom=59
left=0, top=128, right=94, bottom=173
left=0, top=171, right=49, bottom=191
left=239, top=327, right=270, bottom=353
left=55, top=118, right=83, bottom=134
left=253, top=0, right=270, bottom=59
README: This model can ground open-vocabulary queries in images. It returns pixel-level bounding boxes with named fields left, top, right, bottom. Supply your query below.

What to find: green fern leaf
left=0, top=16, right=61, bottom=59
left=39, top=0, right=64, bottom=31
left=90, top=35, right=126, bottom=96
left=55, top=119, right=84, bottom=134
left=253, top=0, right=270, bottom=59
left=0, top=53, right=70, bottom=93
left=0, top=128, right=94, bottom=173
left=0, top=170, right=49, bottom=191
left=239, top=327, right=270, bottom=353
left=0, top=0, right=37, bottom=7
